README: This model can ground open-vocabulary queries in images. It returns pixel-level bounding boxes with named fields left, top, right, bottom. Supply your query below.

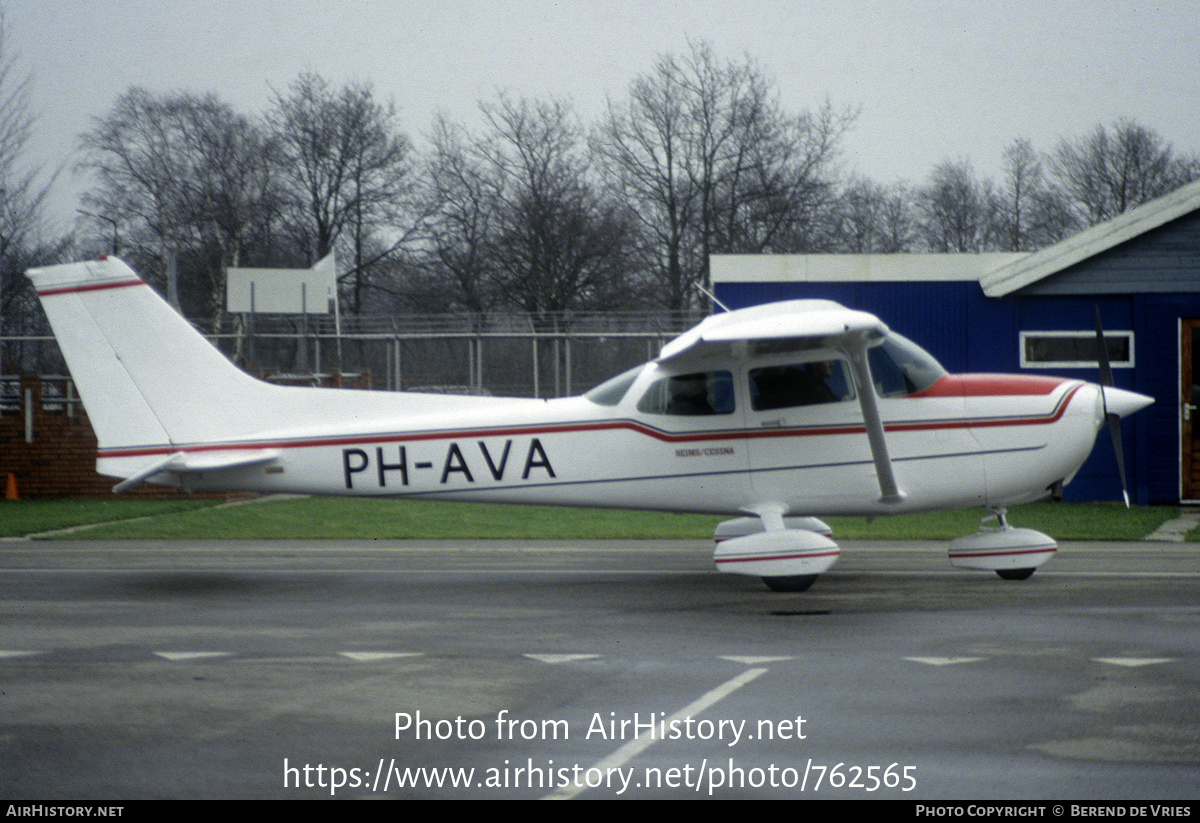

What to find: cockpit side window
left=868, top=333, right=947, bottom=397
left=749, top=360, right=855, bottom=411
left=636, top=370, right=735, bottom=416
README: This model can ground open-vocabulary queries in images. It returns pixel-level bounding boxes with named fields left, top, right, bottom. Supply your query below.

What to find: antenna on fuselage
left=695, top=283, right=731, bottom=313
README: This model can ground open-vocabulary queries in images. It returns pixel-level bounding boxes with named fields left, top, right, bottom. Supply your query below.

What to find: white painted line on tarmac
left=154, top=651, right=233, bottom=661
left=542, top=665, right=769, bottom=800
left=341, top=651, right=424, bottom=661
left=1093, top=657, right=1176, bottom=667
left=526, top=654, right=603, bottom=664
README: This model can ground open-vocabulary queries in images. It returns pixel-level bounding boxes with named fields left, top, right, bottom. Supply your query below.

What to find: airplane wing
left=111, top=449, right=280, bottom=493
left=658, top=300, right=905, bottom=504
left=657, top=299, right=888, bottom=364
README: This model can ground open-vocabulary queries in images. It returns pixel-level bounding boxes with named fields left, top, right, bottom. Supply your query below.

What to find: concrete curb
left=1143, top=507, right=1200, bottom=542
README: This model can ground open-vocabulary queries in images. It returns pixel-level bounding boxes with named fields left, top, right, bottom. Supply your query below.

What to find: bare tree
left=79, top=89, right=279, bottom=327
left=595, top=42, right=852, bottom=309
left=993, top=138, right=1041, bottom=252
left=594, top=55, right=695, bottom=312
left=916, top=158, right=996, bottom=252
left=409, top=116, right=505, bottom=315
left=415, top=96, right=636, bottom=321
left=479, top=94, right=633, bottom=318
left=79, top=89, right=194, bottom=266
left=268, top=72, right=412, bottom=314
left=874, top=182, right=917, bottom=253
left=1050, top=118, right=1199, bottom=226
left=712, top=97, right=853, bottom=255
left=0, top=11, right=66, bottom=360
left=830, top=177, right=916, bottom=253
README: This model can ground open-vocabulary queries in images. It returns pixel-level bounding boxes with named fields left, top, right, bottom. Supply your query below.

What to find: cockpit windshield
left=584, top=366, right=642, bottom=406
left=868, top=332, right=946, bottom=397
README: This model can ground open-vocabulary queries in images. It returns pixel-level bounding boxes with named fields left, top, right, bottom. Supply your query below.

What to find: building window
left=1019, top=331, right=1134, bottom=369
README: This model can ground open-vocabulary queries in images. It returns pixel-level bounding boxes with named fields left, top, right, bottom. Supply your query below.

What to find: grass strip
left=1, top=495, right=1181, bottom=541
left=0, top=498, right=225, bottom=537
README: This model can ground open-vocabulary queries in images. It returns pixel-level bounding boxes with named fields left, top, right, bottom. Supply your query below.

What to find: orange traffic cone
left=5, top=473, right=17, bottom=501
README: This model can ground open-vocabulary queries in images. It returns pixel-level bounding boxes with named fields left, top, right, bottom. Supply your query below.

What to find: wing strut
left=843, top=338, right=906, bottom=504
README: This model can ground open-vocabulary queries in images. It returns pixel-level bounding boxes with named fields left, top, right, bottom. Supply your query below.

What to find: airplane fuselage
left=95, top=365, right=1106, bottom=519
left=29, top=257, right=1152, bottom=588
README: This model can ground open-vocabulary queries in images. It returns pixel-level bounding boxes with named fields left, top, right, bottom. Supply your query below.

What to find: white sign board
left=226, top=267, right=330, bottom=314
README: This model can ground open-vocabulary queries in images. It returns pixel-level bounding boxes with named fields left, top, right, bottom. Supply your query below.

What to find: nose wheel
left=761, top=574, right=819, bottom=592
left=948, top=508, right=1057, bottom=580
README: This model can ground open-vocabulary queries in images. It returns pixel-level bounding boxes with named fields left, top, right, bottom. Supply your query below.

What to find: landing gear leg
left=985, top=509, right=1036, bottom=580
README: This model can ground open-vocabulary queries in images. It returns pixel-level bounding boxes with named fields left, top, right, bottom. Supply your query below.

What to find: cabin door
left=1181, top=319, right=1200, bottom=500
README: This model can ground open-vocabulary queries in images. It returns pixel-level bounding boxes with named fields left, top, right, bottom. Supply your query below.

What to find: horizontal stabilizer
left=112, top=449, right=280, bottom=493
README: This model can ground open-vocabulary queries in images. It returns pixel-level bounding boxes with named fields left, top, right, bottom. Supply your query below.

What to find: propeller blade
left=1093, top=306, right=1116, bottom=392
left=1094, top=306, right=1130, bottom=507
left=1105, top=411, right=1130, bottom=508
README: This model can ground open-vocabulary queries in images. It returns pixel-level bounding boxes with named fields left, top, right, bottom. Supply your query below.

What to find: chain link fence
left=2, top=310, right=707, bottom=401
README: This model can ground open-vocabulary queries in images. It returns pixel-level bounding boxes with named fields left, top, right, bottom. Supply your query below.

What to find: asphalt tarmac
left=1, top=538, right=1197, bottom=800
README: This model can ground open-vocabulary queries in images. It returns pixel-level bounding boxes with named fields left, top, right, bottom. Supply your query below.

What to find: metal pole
left=299, top=283, right=309, bottom=372
left=400, top=335, right=410, bottom=391
left=165, top=247, right=178, bottom=309
left=1, top=189, right=7, bottom=347
left=531, top=332, right=539, bottom=398
left=553, top=336, right=560, bottom=397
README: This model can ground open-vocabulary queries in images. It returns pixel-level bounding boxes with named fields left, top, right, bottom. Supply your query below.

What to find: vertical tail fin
left=26, top=257, right=273, bottom=450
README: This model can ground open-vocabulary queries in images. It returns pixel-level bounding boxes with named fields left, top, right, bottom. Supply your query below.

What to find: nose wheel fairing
left=947, top=509, right=1057, bottom=579
left=712, top=528, right=841, bottom=579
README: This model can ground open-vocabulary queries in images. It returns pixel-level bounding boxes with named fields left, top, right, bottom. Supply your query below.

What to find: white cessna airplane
left=27, top=256, right=1152, bottom=591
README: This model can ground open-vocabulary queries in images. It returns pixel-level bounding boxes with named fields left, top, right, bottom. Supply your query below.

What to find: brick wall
left=2, top=374, right=369, bottom=498
left=0, top=376, right=196, bottom=499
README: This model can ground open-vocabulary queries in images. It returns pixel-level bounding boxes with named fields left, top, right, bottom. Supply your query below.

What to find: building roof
left=980, top=178, right=1200, bottom=297
left=711, top=253, right=1025, bottom=284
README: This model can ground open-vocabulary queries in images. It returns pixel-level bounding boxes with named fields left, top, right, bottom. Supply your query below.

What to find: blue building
left=712, top=178, right=1200, bottom=505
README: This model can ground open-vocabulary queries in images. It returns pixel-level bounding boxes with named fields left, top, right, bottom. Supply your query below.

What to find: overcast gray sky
left=10, top=0, right=1200, bottom=226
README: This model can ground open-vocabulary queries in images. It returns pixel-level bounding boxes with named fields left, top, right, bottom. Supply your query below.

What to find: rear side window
left=637, top=371, right=735, bottom=415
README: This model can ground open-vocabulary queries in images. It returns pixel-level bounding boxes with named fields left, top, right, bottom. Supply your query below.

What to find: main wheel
left=762, top=574, right=818, bottom=592
left=996, top=567, right=1036, bottom=581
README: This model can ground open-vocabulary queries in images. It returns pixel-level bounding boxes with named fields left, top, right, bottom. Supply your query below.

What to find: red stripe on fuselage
left=714, top=550, right=841, bottom=565
left=96, top=383, right=1084, bottom=460
left=36, top=278, right=146, bottom=297
left=910, top=374, right=1066, bottom=398
left=744, top=383, right=1081, bottom=440
left=948, top=545, right=1057, bottom=559
left=97, top=419, right=747, bottom=458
